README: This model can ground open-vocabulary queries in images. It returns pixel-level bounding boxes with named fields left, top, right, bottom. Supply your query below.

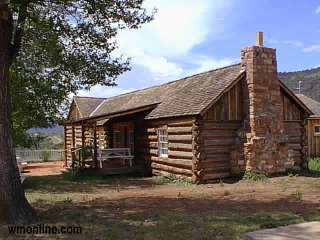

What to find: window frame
left=315, top=125, right=320, bottom=137
left=158, top=128, right=168, bottom=158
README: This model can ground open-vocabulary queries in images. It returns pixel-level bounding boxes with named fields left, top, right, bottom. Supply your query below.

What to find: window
left=113, top=130, right=121, bottom=148
left=128, top=130, right=134, bottom=153
left=158, top=128, right=168, bottom=157
left=315, top=125, right=320, bottom=136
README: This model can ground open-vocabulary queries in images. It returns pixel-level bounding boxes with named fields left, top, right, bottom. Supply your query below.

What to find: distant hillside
left=28, top=126, right=64, bottom=135
left=279, top=67, right=320, bottom=102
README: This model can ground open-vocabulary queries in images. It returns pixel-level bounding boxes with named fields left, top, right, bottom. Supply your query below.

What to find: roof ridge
left=96, top=63, right=241, bottom=101
left=74, top=96, right=107, bottom=100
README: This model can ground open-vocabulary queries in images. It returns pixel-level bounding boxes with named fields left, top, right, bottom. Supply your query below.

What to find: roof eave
left=199, top=70, right=246, bottom=117
left=64, top=103, right=159, bottom=125
left=279, top=80, right=313, bottom=115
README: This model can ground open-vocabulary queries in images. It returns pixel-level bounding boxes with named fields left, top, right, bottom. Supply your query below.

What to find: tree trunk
left=0, top=4, right=36, bottom=224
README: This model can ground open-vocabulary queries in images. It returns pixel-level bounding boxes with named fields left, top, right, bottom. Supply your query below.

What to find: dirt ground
left=8, top=161, right=320, bottom=239
left=23, top=161, right=320, bottom=215
left=23, top=161, right=66, bottom=176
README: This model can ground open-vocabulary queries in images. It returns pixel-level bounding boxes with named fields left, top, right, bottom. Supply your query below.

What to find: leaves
left=8, top=0, right=154, bottom=147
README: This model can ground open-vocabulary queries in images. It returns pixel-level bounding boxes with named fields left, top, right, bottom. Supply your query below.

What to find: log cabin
left=295, top=94, right=320, bottom=157
left=64, top=32, right=314, bottom=183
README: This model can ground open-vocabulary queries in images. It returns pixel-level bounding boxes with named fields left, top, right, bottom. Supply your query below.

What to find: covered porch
left=64, top=114, right=142, bottom=174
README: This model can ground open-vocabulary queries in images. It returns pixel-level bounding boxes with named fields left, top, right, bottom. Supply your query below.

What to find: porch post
left=93, top=122, right=98, bottom=168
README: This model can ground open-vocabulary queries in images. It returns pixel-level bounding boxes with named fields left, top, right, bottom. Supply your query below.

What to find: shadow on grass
left=3, top=195, right=319, bottom=240
left=23, top=172, right=156, bottom=194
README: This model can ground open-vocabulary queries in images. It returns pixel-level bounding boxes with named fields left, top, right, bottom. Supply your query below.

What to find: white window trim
left=315, top=125, right=320, bottom=137
left=158, top=128, right=168, bottom=158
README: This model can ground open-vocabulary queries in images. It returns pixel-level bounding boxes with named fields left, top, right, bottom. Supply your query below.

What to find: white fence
left=16, top=149, right=65, bottom=163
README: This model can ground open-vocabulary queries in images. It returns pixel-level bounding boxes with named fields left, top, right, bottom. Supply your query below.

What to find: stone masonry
left=240, top=46, right=294, bottom=173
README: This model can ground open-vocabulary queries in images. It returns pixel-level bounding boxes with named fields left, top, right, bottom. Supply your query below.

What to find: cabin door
left=112, top=123, right=134, bottom=153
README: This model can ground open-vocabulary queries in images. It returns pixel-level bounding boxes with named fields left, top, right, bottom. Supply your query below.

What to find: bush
left=152, top=174, right=193, bottom=186
left=41, top=150, right=50, bottom=162
left=243, top=171, right=268, bottom=181
left=308, top=158, right=320, bottom=172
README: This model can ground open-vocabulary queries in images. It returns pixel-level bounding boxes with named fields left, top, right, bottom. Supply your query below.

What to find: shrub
left=308, top=158, right=320, bottom=172
left=152, top=174, right=193, bottom=186
left=243, top=171, right=268, bottom=181
left=41, top=150, right=50, bottom=162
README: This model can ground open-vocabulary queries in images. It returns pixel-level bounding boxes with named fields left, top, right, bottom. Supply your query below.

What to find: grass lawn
left=1, top=167, right=320, bottom=239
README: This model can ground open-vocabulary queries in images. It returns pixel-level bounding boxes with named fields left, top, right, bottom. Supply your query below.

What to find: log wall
left=283, top=121, right=305, bottom=166
left=200, top=120, right=242, bottom=182
left=281, top=90, right=308, bottom=166
left=135, top=117, right=194, bottom=179
left=307, top=118, right=320, bottom=157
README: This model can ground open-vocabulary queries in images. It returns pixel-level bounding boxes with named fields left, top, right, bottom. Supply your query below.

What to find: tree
left=0, top=0, right=153, bottom=223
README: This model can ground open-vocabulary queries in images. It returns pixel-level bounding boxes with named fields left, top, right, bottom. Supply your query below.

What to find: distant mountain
left=28, top=126, right=64, bottom=135
left=279, top=67, right=320, bottom=102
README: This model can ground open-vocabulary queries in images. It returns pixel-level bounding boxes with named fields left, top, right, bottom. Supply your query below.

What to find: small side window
left=315, top=125, right=320, bottom=137
left=158, top=128, right=168, bottom=157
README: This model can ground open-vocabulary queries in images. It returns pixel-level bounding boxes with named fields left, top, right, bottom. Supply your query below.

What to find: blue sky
left=79, top=0, right=320, bottom=98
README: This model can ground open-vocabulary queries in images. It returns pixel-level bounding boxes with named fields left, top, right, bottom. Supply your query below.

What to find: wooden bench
left=97, top=148, right=134, bottom=168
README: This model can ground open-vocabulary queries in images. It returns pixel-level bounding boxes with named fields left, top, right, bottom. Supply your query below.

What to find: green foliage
left=3, top=1, right=154, bottom=147
left=243, top=171, right=268, bottom=181
left=308, top=158, right=320, bottom=172
left=41, top=150, right=50, bottom=162
left=152, top=174, right=193, bottom=186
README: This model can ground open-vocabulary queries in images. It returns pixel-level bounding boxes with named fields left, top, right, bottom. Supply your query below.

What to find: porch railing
left=16, top=149, right=65, bottom=163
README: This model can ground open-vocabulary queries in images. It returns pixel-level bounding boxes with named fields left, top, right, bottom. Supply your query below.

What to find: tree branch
left=9, top=0, right=30, bottom=65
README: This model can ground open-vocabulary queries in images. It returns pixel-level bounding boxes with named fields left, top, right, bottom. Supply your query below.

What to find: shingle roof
left=295, top=94, right=320, bottom=116
left=74, top=97, right=105, bottom=118
left=83, top=64, right=243, bottom=120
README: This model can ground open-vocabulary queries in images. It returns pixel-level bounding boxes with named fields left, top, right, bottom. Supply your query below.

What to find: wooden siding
left=201, top=120, right=242, bottom=181
left=203, top=80, right=243, bottom=121
left=307, top=118, right=320, bottom=157
left=282, top=91, right=302, bottom=120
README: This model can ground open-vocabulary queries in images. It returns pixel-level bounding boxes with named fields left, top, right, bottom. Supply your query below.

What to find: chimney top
left=256, top=32, right=263, bottom=46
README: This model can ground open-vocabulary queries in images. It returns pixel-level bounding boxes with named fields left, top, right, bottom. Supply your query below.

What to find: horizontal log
left=151, top=162, right=193, bottom=176
left=148, top=135, right=158, bottom=141
left=201, top=130, right=236, bottom=137
left=168, top=142, right=192, bottom=151
left=203, top=139, right=235, bottom=146
left=151, top=156, right=192, bottom=169
left=150, top=149, right=158, bottom=156
left=168, top=126, right=192, bottom=134
left=168, top=121, right=193, bottom=127
left=168, top=150, right=193, bottom=159
left=168, top=134, right=192, bottom=142
left=147, top=128, right=157, bottom=134
left=202, top=153, right=230, bottom=162
left=204, top=147, right=233, bottom=155
left=288, top=143, right=302, bottom=150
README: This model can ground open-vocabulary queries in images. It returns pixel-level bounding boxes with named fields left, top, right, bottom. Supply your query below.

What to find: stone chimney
left=240, top=32, right=293, bottom=173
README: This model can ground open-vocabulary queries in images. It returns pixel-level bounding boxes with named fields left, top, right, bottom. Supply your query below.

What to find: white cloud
left=187, top=55, right=238, bottom=75
left=315, top=6, right=320, bottom=14
left=284, top=40, right=304, bottom=48
left=78, top=85, right=136, bottom=98
left=303, top=44, right=320, bottom=53
left=115, top=0, right=233, bottom=81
